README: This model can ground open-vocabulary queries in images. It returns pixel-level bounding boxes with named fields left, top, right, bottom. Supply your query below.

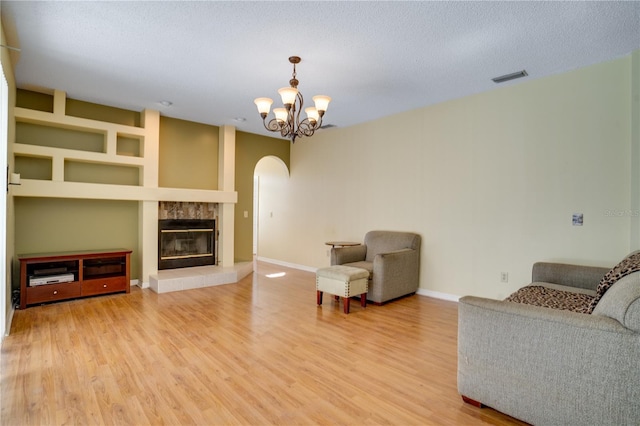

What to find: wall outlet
left=500, top=272, right=509, bottom=283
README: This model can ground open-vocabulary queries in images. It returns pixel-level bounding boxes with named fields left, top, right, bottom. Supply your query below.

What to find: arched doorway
left=253, top=156, right=290, bottom=258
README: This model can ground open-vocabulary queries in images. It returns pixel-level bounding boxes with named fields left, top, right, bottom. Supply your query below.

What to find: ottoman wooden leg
left=360, top=293, right=367, bottom=308
left=317, top=290, right=323, bottom=305
left=334, top=295, right=340, bottom=301
left=343, top=297, right=350, bottom=314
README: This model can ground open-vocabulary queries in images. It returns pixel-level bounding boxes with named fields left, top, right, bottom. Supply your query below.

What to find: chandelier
left=254, top=56, right=331, bottom=143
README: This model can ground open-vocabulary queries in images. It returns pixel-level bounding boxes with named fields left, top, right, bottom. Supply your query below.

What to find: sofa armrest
left=592, top=272, right=640, bottom=332
left=331, top=245, right=366, bottom=266
left=531, top=262, right=609, bottom=291
left=458, top=296, right=639, bottom=425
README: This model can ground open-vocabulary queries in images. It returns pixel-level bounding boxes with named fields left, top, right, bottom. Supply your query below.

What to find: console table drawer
left=82, top=276, right=127, bottom=296
left=26, top=282, right=81, bottom=305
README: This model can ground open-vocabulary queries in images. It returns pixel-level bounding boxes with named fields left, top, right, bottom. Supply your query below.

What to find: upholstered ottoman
left=316, top=265, right=369, bottom=314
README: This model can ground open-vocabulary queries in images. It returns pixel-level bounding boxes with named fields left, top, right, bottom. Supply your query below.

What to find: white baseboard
left=416, top=288, right=460, bottom=302
left=132, top=279, right=149, bottom=289
left=256, top=257, right=318, bottom=273
left=3, top=304, right=15, bottom=339
left=257, top=258, right=461, bottom=302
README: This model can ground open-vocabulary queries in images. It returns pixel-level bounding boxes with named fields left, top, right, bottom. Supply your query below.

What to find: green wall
left=16, top=90, right=141, bottom=126
left=15, top=89, right=53, bottom=112
left=159, top=116, right=219, bottom=190
left=14, top=198, right=139, bottom=279
left=66, top=98, right=141, bottom=127
left=234, top=131, right=290, bottom=261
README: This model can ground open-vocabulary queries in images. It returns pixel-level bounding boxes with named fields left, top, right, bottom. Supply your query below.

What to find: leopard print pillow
left=587, top=252, right=640, bottom=314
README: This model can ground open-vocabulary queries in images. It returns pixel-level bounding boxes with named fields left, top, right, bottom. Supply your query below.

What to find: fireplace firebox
left=158, top=219, right=216, bottom=270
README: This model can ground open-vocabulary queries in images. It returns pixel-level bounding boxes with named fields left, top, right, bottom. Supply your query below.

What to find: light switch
left=243, top=210, right=248, bottom=218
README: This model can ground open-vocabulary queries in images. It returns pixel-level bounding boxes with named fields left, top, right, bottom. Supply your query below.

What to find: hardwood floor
left=2, top=261, right=527, bottom=425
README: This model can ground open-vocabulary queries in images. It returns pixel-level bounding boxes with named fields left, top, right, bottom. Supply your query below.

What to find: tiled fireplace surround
left=149, top=202, right=253, bottom=293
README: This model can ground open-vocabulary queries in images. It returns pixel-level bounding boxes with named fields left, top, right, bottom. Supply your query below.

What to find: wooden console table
left=19, top=249, right=132, bottom=309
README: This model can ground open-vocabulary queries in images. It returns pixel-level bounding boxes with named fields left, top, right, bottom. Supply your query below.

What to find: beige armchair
left=331, top=230, right=421, bottom=304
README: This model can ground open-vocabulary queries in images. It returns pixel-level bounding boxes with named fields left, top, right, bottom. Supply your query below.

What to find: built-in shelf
left=14, top=92, right=150, bottom=188
left=14, top=106, right=147, bottom=135
left=12, top=90, right=236, bottom=204
left=14, top=142, right=146, bottom=167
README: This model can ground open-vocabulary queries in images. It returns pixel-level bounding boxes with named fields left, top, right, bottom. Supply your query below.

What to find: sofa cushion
left=532, top=282, right=597, bottom=296
left=505, top=285, right=594, bottom=313
left=592, top=272, right=640, bottom=332
left=587, top=251, right=640, bottom=314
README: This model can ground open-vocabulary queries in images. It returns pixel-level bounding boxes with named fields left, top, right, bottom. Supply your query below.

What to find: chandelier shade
left=254, top=56, right=331, bottom=143
left=305, top=107, right=319, bottom=123
left=254, top=98, right=273, bottom=115
left=273, top=108, right=288, bottom=123
left=278, top=87, right=298, bottom=106
left=312, top=95, right=331, bottom=113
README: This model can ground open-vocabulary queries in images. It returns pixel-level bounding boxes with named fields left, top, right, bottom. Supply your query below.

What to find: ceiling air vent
left=492, top=70, right=528, bottom=83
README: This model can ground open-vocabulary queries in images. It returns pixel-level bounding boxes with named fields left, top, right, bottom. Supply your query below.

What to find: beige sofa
left=330, top=230, right=421, bottom=303
left=458, top=254, right=640, bottom=425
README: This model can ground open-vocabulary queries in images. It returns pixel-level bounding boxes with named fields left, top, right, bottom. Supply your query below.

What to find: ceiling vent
left=492, top=70, right=528, bottom=83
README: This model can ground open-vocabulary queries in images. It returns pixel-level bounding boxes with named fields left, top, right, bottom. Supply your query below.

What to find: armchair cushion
left=342, top=261, right=372, bottom=277
left=331, top=245, right=367, bottom=266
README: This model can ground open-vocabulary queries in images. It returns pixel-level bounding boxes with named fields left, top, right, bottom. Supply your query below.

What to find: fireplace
left=158, top=219, right=216, bottom=270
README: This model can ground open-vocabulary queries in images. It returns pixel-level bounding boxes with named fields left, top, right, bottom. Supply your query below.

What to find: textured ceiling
left=2, top=1, right=639, bottom=140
